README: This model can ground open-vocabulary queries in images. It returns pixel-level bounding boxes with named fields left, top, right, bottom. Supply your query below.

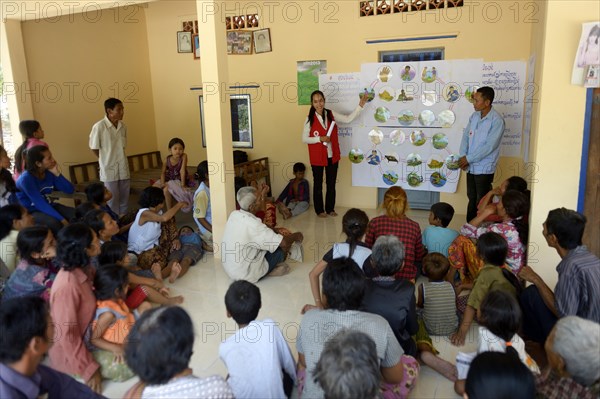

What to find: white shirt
left=220, top=210, right=283, bottom=283
left=128, top=208, right=162, bottom=254
left=219, top=319, right=296, bottom=399
left=89, top=116, right=130, bottom=182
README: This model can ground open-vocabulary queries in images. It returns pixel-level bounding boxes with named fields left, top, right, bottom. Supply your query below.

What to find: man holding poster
left=458, top=87, right=505, bottom=221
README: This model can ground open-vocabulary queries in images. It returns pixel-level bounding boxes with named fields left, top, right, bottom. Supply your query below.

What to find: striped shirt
left=554, top=246, right=600, bottom=323
left=422, top=281, right=458, bottom=335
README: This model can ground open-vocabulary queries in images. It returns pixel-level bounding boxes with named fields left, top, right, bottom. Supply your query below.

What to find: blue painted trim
left=367, top=34, right=458, bottom=44
left=189, top=85, right=261, bottom=91
left=577, top=88, right=593, bottom=213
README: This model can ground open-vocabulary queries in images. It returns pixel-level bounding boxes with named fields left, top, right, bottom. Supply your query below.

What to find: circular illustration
left=421, top=66, right=437, bottom=83
left=396, top=88, right=414, bottom=102
left=432, top=133, right=449, bottom=150
left=383, top=152, right=400, bottom=164
left=366, top=149, right=382, bottom=166
left=400, top=65, right=416, bottom=82
left=437, top=110, right=456, bottom=128
left=465, top=86, right=479, bottom=104
left=421, top=91, right=437, bottom=106
left=427, top=154, right=445, bottom=169
left=406, top=153, right=422, bottom=167
left=377, top=65, right=393, bottom=83
left=446, top=154, right=461, bottom=170
left=378, top=86, right=395, bottom=102
left=407, top=172, right=423, bottom=187
left=348, top=148, right=364, bottom=164
left=389, top=129, right=406, bottom=146
left=443, top=84, right=461, bottom=103
left=418, top=110, right=436, bottom=127
left=398, top=110, right=415, bottom=126
left=410, top=130, right=427, bottom=146
left=359, top=88, right=375, bottom=102
left=374, top=107, right=391, bottom=123
left=430, top=172, right=447, bottom=188
left=368, top=128, right=384, bottom=145
left=382, top=170, right=399, bottom=186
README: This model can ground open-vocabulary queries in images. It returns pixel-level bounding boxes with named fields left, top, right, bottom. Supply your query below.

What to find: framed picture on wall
left=253, top=28, right=272, bottom=53
left=226, top=31, right=253, bottom=55
left=199, top=94, right=253, bottom=148
left=192, top=34, right=200, bottom=59
left=177, top=31, right=192, bottom=53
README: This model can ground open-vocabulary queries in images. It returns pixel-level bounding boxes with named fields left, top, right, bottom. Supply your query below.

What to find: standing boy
left=89, top=98, right=130, bottom=215
left=276, top=162, right=310, bottom=219
left=219, top=280, right=296, bottom=398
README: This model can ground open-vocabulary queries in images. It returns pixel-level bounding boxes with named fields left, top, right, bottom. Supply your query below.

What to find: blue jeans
left=264, top=248, right=285, bottom=273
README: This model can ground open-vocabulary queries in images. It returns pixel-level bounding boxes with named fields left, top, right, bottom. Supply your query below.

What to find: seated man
left=519, top=208, right=600, bottom=344
left=297, top=257, right=419, bottom=399
left=221, top=186, right=303, bottom=283
left=0, top=296, right=103, bottom=398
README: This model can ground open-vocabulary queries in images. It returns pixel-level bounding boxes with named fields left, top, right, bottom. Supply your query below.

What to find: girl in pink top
left=13, top=120, right=49, bottom=180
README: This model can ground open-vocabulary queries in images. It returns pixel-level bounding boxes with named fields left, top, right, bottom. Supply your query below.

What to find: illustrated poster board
left=350, top=59, right=483, bottom=193
left=319, top=72, right=363, bottom=155
left=482, top=61, right=527, bottom=157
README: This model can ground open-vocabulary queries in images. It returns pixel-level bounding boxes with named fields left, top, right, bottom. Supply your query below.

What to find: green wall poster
left=297, top=60, right=327, bottom=105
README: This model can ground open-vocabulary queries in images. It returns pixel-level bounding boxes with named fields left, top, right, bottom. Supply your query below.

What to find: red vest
left=307, top=111, right=340, bottom=166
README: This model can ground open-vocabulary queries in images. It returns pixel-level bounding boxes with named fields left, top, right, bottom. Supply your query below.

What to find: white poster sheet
left=482, top=61, right=527, bottom=158
left=571, top=22, right=600, bottom=87
left=319, top=73, right=363, bottom=155
left=350, top=59, right=483, bottom=193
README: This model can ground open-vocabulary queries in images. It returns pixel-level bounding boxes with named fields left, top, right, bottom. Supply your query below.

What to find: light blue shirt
left=422, top=226, right=459, bottom=257
left=193, top=182, right=212, bottom=235
left=460, top=107, right=505, bottom=175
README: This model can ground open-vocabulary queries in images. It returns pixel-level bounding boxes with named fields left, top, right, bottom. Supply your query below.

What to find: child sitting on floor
left=127, top=187, right=188, bottom=283
left=219, top=280, right=296, bottom=398
left=167, top=225, right=204, bottom=271
left=417, top=252, right=458, bottom=336
left=99, top=241, right=184, bottom=306
left=90, top=264, right=151, bottom=382
left=454, top=290, right=539, bottom=395
left=2, top=226, right=57, bottom=302
left=275, top=162, right=310, bottom=220
left=85, top=182, right=134, bottom=241
left=422, top=202, right=459, bottom=258
left=302, top=208, right=375, bottom=314
left=450, top=232, right=521, bottom=346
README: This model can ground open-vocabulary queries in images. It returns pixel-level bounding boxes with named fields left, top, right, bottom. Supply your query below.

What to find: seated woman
left=364, top=186, right=426, bottom=281
left=0, top=204, right=35, bottom=273
left=536, top=316, right=600, bottom=399
left=124, top=306, right=234, bottom=398
left=449, top=189, right=529, bottom=283
left=221, top=186, right=303, bottom=283
left=477, top=176, right=529, bottom=224
left=16, top=146, right=75, bottom=234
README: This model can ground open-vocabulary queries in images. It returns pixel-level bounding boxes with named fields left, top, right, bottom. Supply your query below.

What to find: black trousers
left=311, top=159, right=338, bottom=215
left=520, top=285, right=558, bottom=344
left=466, top=172, right=494, bottom=222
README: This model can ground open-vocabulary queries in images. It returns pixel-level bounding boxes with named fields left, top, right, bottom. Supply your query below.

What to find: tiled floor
left=102, top=207, right=479, bottom=399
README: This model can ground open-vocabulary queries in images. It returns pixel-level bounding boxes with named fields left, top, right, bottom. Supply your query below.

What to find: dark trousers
left=520, top=285, right=558, bottom=344
left=32, top=203, right=75, bottom=236
left=311, top=159, right=338, bottom=215
left=466, top=172, right=494, bottom=222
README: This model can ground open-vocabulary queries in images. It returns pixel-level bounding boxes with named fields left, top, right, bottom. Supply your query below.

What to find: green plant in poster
left=297, top=60, right=326, bottom=105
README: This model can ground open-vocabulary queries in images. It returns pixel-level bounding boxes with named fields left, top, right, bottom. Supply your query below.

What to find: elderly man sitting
left=221, top=186, right=303, bottom=283
left=535, top=316, right=600, bottom=399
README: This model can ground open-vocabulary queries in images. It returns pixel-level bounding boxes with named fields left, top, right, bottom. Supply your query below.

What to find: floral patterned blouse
left=461, top=221, right=525, bottom=274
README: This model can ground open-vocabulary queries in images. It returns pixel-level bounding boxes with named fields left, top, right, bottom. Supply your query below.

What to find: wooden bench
left=68, top=152, right=271, bottom=196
